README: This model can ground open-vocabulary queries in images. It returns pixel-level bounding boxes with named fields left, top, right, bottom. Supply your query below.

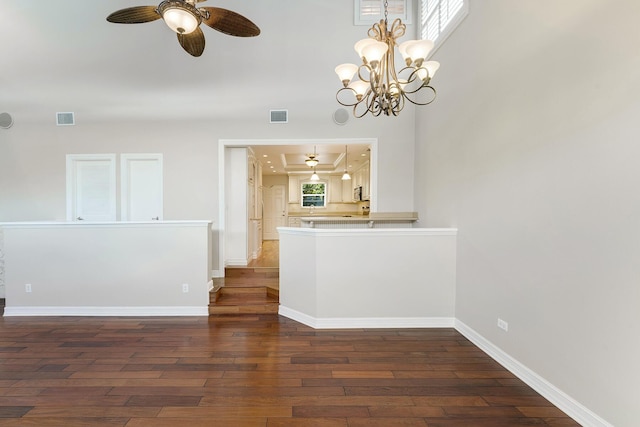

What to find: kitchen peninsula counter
left=277, top=226, right=457, bottom=328
left=299, top=212, right=418, bottom=228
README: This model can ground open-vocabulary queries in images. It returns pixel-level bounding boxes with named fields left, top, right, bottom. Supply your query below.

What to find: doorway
left=263, top=184, right=286, bottom=240
left=218, top=138, right=377, bottom=277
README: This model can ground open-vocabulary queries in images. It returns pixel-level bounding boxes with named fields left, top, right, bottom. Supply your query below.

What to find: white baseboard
left=225, top=259, right=248, bottom=267
left=455, top=320, right=612, bottom=427
left=278, top=306, right=455, bottom=329
left=3, top=306, right=209, bottom=317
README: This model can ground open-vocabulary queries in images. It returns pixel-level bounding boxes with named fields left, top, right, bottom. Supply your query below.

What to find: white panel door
left=66, top=154, right=116, bottom=221
left=121, top=154, right=163, bottom=221
left=263, top=185, right=286, bottom=240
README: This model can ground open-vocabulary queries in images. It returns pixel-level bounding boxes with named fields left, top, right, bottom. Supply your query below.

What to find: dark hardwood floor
left=0, top=313, right=579, bottom=426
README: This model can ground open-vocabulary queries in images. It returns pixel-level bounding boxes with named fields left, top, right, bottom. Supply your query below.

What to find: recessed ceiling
left=250, top=144, right=370, bottom=175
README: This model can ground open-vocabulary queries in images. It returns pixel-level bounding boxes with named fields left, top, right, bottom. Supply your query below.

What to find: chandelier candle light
left=335, top=0, right=440, bottom=117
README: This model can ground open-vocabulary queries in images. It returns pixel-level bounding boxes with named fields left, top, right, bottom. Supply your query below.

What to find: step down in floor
left=209, top=270, right=279, bottom=315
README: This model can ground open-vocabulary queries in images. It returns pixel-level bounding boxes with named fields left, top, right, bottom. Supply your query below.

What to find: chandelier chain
left=384, top=0, right=389, bottom=24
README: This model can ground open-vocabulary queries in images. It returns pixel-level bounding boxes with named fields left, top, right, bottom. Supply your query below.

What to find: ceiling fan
left=106, top=0, right=260, bottom=57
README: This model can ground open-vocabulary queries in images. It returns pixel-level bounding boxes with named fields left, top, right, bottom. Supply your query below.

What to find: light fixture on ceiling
left=308, top=146, right=320, bottom=180
left=305, top=146, right=319, bottom=167
left=305, top=155, right=319, bottom=167
left=335, top=0, right=440, bottom=117
left=342, top=145, right=351, bottom=181
left=158, top=1, right=200, bottom=34
left=106, top=0, right=260, bottom=57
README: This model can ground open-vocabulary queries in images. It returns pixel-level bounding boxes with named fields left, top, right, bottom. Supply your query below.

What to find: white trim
left=3, top=306, right=208, bottom=317
left=120, top=153, right=164, bottom=221
left=278, top=306, right=318, bottom=328
left=225, top=258, right=249, bottom=267
left=279, top=306, right=455, bottom=329
left=0, top=220, right=211, bottom=229
left=455, top=320, right=613, bottom=427
left=278, top=227, right=457, bottom=237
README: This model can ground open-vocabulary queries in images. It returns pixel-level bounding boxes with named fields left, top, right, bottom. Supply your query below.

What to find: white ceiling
left=3, top=1, right=382, bottom=173
left=2, top=0, right=367, bottom=124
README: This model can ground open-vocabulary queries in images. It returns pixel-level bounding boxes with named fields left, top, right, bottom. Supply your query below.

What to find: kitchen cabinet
left=288, top=175, right=300, bottom=204
left=328, top=176, right=343, bottom=203
left=329, top=175, right=356, bottom=203
left=353, top=161, right=370, bottom=201
left=288, top=217, right=301, bottom=227
left=361, top=161, right=370, bottom=201
left=343, top=179, right=353, bottom=202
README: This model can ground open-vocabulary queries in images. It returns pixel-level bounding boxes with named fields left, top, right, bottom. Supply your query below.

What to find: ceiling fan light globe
left=162, top=7, right=199, bottom=34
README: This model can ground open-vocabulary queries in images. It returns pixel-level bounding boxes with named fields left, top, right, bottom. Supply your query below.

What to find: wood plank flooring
left=0, top=314, right=579, bottom=426
left=248, top=240, right=279, bottom=268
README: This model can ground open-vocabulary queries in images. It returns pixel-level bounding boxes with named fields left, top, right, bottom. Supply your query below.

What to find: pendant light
left=342, top=145, right=351, bottom=180
left=309, top=145, right=320, bottom=181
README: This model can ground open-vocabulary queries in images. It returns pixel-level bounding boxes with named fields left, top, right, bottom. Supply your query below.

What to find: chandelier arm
left=399, top=66, right=422, bottom=85
left=388, top=18, right=406, bottom=40
left=336, top=87, right=360, bottom=108
left=403, top=86, right=437, bottom=106
left=393, top=93, right=405, bottom=116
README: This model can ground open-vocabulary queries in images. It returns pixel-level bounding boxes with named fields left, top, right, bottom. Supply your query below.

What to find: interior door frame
left=217, top=138, right=378, bottom=278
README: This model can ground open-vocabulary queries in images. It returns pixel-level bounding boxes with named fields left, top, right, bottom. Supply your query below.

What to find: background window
left=421, top=0, right=468, bottom=49
left=301, top=183, right=326, bottom=207
left=355, top=0, right=412, bottom=25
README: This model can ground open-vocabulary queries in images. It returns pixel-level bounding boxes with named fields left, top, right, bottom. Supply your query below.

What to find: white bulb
left=335, top=63, right=359, bottom=84
left=163, top=7, right=199, bottom=34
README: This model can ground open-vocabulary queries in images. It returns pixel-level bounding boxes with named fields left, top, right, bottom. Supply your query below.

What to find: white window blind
left=355, top=0, right=412, bottom=25
left=421, top=0, right=468, bottom=47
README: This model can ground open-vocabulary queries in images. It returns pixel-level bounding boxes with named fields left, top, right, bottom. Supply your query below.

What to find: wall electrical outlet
left=25, top=283, right=32, bottom=293
left=182, top=283, right=189, bottom=293
left=497, top=318, right=509, bottom=332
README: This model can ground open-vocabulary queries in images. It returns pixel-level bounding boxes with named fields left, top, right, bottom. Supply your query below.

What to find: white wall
left=416, top=1, right=640, bottom=425
left=279, top=228, right=457, bottom=328
left=2, top=221, right=211, bottom=315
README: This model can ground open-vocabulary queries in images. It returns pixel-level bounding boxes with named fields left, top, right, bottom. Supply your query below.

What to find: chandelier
left=335, top=0, right=440, bottom=117
left=305, top=155, right=319, bottom=167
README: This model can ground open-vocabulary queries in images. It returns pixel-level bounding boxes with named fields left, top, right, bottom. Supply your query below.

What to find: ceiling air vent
left=56, top=112, right=75, bottom=126
left=270, top=109, right=288, bottom=124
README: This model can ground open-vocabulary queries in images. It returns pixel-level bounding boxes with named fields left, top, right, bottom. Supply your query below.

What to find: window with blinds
left=420, top=0, right=468, bottom=48
left=355, top=0, right=412, bottom=25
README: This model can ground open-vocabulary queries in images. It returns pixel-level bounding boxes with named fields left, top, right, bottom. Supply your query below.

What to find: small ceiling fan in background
left=107, top=0, right=260, bottom=57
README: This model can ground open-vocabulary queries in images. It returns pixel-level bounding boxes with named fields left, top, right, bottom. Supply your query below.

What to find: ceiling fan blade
left=177, top=28, right=205, bottom=57
left=107, top=6, right=161, bottom=24
left=201, top=7, right=261, bottom=37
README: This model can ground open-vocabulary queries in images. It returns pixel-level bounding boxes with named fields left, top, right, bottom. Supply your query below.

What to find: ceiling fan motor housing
left=157, top=0, right=203, bottom=34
